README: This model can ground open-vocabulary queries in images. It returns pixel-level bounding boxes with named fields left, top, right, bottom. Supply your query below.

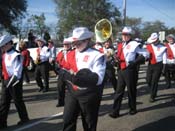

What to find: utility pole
left=123, top=0, right=126, bottom=26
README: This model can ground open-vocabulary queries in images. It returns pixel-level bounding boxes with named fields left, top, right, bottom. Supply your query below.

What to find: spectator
left=43, top=31, right=51, bottom=45
left=28, top=29, right=36, bottom=48
left=48, top=39, right=57, bottom=76
left=19, top=40, right=30, bottom=84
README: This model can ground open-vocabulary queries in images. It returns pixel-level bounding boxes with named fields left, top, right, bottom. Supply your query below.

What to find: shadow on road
left=3, top=115, right=63, bottom=131
left=133, top=116, right=175, bottom=131
left=138, top=98, right=175, bottom=113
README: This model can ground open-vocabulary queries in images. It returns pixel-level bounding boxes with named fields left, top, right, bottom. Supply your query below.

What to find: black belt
left=38, top=61, right=49, bottom=65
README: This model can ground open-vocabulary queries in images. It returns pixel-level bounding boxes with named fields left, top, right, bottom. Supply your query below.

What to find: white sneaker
left=23, top=82, right=27, bottom=85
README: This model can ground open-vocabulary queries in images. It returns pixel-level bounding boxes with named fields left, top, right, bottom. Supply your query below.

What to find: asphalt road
left=1, top=64, right=175, bottom=131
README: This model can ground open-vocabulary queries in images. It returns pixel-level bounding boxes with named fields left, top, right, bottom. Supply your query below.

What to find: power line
left=143, top=0, right=175, bottom=21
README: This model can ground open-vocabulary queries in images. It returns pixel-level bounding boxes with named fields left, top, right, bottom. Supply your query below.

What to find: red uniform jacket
left=21, top=49, right=30, bottom=67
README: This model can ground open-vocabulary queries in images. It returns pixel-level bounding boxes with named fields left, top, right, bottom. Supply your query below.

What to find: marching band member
left=146, top=32, right=167, bottom=102
left=61, top=27, right=106, bottom=131
left=0, top=35, right=29, bottom=129
left=55, top=37, right=72, bottom=107
left=109, top=27, right=149, bottom=118
left=35, top=37, right=50, bottom=92
left=94, top=18, right=117, bottom=91
left=102, top=38, right=117, bottom=91
left=94, top=42, right=103, bottom=53
left=95, top=38, right=117, bottom=91
left=164, top=34, right=175, bottom=89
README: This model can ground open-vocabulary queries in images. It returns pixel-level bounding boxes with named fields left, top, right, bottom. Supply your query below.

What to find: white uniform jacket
left=37, top=46, right=50, bottom=62
left=117, top=41, right=149, bottom=69
left=66, top=48, right=106, bottom=85
left=2, top=49, right=23, bottom=80
left=166, top=42, right=175, bottom=64
left=146, top=43, right=167, bottom=64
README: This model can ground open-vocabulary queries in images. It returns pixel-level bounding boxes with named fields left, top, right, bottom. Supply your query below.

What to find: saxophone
left=35, top=55, right=41, bottom=65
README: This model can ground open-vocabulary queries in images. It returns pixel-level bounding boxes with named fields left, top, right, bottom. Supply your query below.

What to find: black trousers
left=112, top=67, right=137, bottom=114
left=164, top=64, right=175, bottom=88
left=104, top=66, right=118, bottom=91
left=146, top=62, right=163, bottom=99
left=22, top=67, right=30, bottom=83
left=35, top=61, right=49, bottom=90
left=62, top=86, right=103, bottom=131
left=49, top=61, right=58, bottom=76
left=0, top=79, right=29, bottom=125
left=57, top=76, right=66, bottom=105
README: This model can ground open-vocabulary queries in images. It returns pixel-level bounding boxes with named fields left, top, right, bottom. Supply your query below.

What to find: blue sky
left=27, top=0, right=57, bottom=25
left=119, top=0, right=175, bottom=28
left=26, top=0, right=175, bottom=28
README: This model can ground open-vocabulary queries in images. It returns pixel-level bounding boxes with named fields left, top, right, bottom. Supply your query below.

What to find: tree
left=14, top=18, right=23, bottom=39
left=27, top=13, right=50, bottom=37
left=141, top=20, right=167, bottom=40
left=0, top=0, right=27, bottom=34
left=125, top=17, right=142, bottom=38
left=164, top=27, right=175, bottom=36
left=54, top=0, right=121, bottom=41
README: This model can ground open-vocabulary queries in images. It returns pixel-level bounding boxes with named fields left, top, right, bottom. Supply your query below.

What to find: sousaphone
left=95, top=18, right=112, bottom=43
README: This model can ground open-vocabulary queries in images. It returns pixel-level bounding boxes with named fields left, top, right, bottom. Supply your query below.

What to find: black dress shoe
left=149, top=98, right=155, bottom=103
left=56, top=102, right=64, bottom=107
left=108, top=112, right=119, bottom=119
left=166, top=85, right=170, bottom=89
left=129, top=110, right=137, bottom=115
left=17, top=118, right=29, bottom=125
left=42, top=89, right=48, bottom=93
left=38, top=88, right=43, bottom=92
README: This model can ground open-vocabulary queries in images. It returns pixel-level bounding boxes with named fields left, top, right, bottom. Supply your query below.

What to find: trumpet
left=95, top=18, right=112, bottom=43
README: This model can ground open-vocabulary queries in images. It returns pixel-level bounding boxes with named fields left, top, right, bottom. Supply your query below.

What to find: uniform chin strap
left=6, top=75, right=19, bottom=88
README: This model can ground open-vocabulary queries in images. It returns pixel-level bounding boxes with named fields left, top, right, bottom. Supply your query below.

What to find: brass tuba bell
left=95, top=18, right=112, bottom=43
